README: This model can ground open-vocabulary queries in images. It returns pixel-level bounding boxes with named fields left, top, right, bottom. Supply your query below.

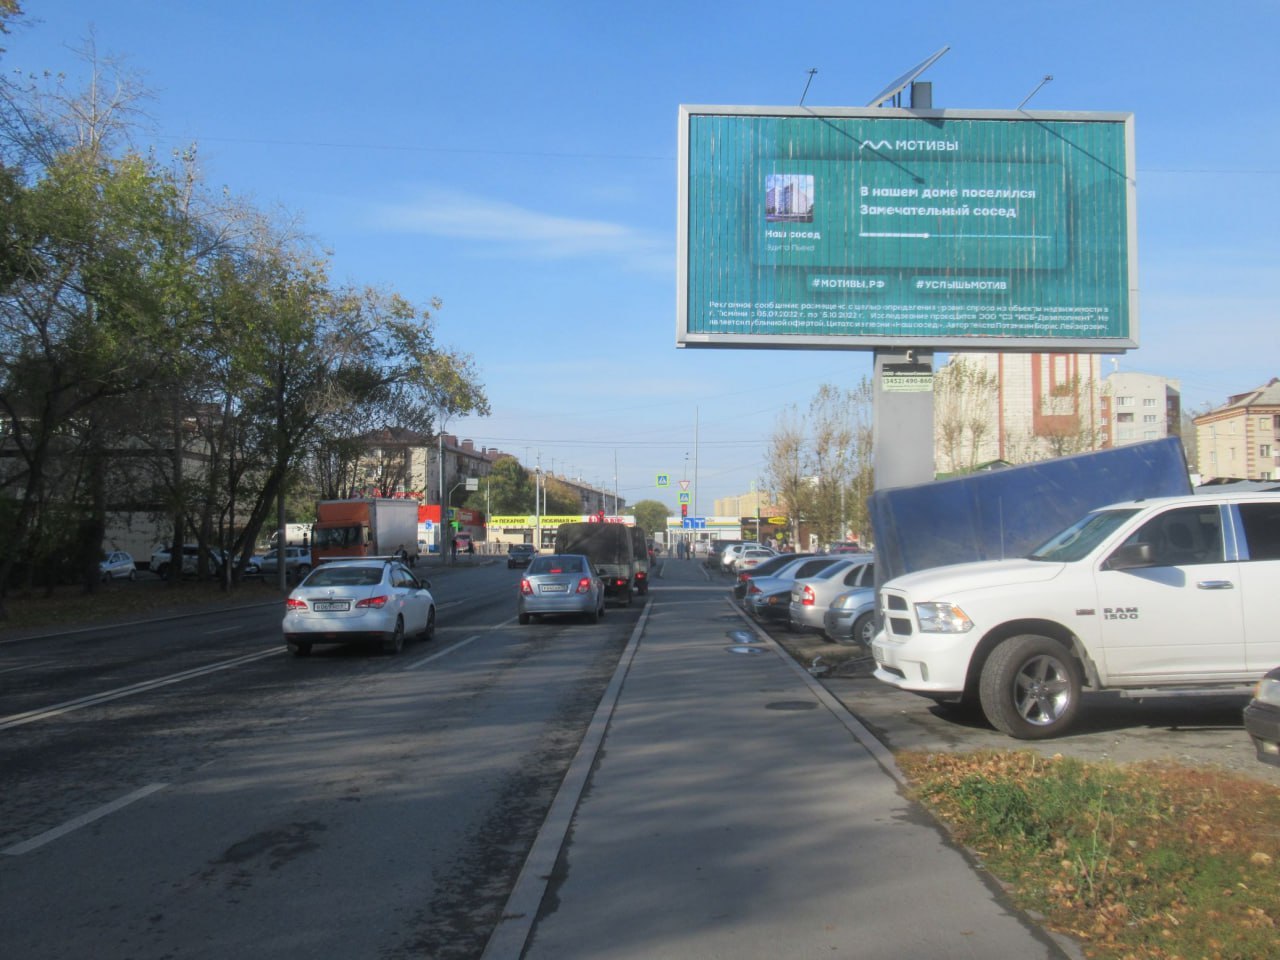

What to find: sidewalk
left=487, top=557, right=1078, bottom=959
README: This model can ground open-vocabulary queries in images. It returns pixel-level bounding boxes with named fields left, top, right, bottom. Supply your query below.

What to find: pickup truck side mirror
left=1107, top=542, right=1154, bottom=570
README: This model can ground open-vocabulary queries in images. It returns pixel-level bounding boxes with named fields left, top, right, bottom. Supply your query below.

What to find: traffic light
left=681, top=504, right=688, bottom=518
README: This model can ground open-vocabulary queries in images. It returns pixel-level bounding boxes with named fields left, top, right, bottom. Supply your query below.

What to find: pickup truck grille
left=883, top=592, right=913, bottom=636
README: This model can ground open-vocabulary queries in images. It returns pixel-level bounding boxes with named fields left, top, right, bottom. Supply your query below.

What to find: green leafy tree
left=463, top=455, right=532, bottom=514
left=631, top=499, right=669, bottom=538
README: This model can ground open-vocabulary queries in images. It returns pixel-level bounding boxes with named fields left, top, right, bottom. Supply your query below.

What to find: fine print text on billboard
left=677, top=106, right=1137, bottom=351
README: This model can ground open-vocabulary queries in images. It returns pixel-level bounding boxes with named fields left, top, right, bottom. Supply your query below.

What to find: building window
left=1143, top=397, right=1157, bottom=406
left=1263, top=417, right=1272, bottom=431
left=1143, top=415, right=1158, bottom=424
left=1116, top=395, right=1133, bottom=407
left=1262, top=444, right=1272, bottom=458
left=1117, top=412, right=1134, bottom=423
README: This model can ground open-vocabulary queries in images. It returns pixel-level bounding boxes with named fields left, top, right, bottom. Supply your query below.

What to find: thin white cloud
left=371, top=187, right=670, bottom=271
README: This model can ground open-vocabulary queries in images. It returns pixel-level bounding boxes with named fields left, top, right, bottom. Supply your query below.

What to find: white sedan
left=282, top=559, right=435, bottom=656
left=99, top=550, right=137, bottom=581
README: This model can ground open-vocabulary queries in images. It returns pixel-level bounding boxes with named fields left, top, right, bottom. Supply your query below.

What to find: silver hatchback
left=518, top=554, right=606, bottom=624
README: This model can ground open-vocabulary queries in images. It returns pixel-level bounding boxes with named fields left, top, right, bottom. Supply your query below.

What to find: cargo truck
left=311, top=498, right=420, bottom=566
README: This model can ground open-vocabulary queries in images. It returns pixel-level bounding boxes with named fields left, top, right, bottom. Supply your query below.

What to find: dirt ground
left=760, top=612, right=1280, bottom=788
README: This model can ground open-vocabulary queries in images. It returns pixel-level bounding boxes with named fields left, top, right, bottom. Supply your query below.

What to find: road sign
left=682, top=517, right=706, bottom=529
left=657, top=474, right=670, bottom=487
left=678, top=492, right=690, bottom=504
left=679, top=479, right=690, bottom=491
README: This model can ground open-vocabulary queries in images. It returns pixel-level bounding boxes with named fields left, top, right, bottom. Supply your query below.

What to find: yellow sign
left=766, top=516, right=788, bottom=525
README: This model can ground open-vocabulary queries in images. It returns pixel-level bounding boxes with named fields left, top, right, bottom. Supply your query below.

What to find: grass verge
left=898, top=749, right=1280, bottom=959
left=0, top=578, right=281, bottom=633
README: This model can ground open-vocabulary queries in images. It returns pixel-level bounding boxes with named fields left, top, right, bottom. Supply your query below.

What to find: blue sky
left=7, top=1, right=1279, bottom=511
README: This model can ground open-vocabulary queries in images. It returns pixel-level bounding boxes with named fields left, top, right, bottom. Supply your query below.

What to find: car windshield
left=1028, top=508, right=1141, bottom=562
left=304, top=565, right=383, bottom=587
left=529, top=556, right=584, bottom=574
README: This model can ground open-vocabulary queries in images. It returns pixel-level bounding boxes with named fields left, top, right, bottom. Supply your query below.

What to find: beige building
left=934, top=352, right=1108, bottom=473
left=713, top=489, right=782, bottom=520
left=1194, top=378, right=1280, bottom=482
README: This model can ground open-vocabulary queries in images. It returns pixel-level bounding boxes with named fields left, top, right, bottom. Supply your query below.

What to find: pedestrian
left=466, top=540, right=474, bottom=558
left=450, top=536, right=458, bottom=561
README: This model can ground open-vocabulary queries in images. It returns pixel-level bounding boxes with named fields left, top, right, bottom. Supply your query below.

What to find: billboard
left=677, top=106, right=1137, bottom=351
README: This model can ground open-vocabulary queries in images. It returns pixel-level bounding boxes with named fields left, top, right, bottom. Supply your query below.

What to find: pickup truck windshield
left=1027, top=508, right=1140, bottom=563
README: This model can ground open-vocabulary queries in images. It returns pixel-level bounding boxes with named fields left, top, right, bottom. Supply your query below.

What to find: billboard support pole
left=873, top=349, right=935, bottom=492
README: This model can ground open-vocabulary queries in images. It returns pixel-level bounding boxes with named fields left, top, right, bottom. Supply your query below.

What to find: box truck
left=311, top=498, right=420, bottom=566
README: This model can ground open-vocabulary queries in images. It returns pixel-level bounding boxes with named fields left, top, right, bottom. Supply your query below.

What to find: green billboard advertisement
left=677, top=106, right=1137, bottom=351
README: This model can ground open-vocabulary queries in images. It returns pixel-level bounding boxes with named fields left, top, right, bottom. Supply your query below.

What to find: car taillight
left=613, top=578, right=628, bottom=587
left=635, top=571, right=646, bottom=581
left=802, top=585, right=816, bottom=606
left=738, top=572, right=749, bottom=583
left=521, top=579, right=533, bottom=595
left=576, top=577, right=592, bottom=594
left=747, top=583, right=762, bottom=596
left=356, top=595, right=389, bottom=608
left=286, top=597, right=307, bottom=610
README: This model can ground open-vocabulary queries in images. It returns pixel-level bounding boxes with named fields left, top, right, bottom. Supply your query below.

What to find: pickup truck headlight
left=1255, top=675, right=1280, bottom=707
left=914, top=601, right=974, bottom=633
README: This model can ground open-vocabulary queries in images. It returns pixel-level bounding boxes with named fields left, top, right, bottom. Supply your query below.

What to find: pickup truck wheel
left=979, top=634, right=1082, bottom=739
left=287, top=640, right=312, bottom=657
left=155, top=563, right=169, bottom=579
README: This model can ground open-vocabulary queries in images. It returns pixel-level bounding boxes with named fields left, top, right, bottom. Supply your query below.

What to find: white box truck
left=311, top=499, right=420, bottom=566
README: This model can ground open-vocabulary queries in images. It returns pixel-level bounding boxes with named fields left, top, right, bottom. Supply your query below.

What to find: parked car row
left=726, top=549, right=878, bottom=646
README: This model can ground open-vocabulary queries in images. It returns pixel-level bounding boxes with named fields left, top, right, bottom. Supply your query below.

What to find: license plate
left=312, top=601, right=350, bottom=612
left=540, top=584, right=567, bottom=593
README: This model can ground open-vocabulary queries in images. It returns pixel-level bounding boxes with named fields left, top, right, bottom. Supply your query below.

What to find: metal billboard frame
left=676, top=104, right=1138, bottom=353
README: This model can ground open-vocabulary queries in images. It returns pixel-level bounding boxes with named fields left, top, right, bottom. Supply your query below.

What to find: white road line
left=0, top=661, right=57, bottom=675
left=3, top=783, right=168, bottom=856
left=203, top=626, right=241, bottom=635
left=0, top=647, right=283, bottom=731
left=407, top=635, right=483, bottom=669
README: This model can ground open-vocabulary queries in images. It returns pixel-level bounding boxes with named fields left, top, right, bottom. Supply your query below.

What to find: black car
left=1244, top=667, right=1280, bottom=767
left=506, top=543, right=537, bottom=568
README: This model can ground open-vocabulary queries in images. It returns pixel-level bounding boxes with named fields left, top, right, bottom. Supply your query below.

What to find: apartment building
left=1194, top=378, right=1280, bottom=482
left=1101, top=370, right=1181, bottom=448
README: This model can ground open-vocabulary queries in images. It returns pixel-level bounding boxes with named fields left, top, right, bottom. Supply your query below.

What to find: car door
left=1093, top=504, right=1247, bottom=682
left=1233, top=500, right=1280, bottom=671
left=393, top=565, right=430, bottom=633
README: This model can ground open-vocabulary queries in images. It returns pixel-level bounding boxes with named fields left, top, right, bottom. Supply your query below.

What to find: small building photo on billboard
left=677, top=106, right=1138, bottom=351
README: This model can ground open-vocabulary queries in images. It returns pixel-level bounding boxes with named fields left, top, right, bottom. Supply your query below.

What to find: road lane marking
left=407, top=635, right=482, bottom=669
left=0, top=660, right=57, bottom=675
left=0, top=648, right=283, bottom=731
left=3, top=783, right=168, bottom=856
left=482, top=600, right=652, bottom=959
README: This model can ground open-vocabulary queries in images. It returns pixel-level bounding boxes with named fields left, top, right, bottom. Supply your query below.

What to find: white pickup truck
left=872, top=491, right=1280, bottom=739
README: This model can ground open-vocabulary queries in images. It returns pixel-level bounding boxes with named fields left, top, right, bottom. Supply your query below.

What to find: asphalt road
left=0, top=560, right=640, bottom=960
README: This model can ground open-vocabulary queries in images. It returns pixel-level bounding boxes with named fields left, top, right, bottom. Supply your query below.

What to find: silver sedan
left=788, top=556, right=875, bottom=632
left=823, top=587, right=878, bottom=645
left=518, top=554, right=606, bottom=624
